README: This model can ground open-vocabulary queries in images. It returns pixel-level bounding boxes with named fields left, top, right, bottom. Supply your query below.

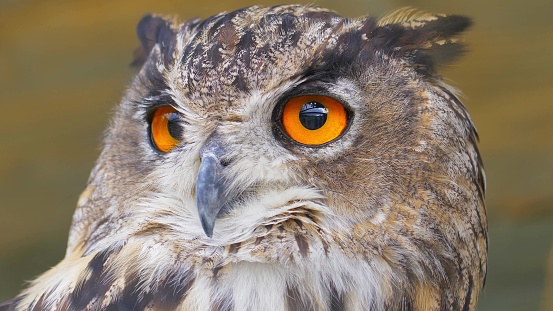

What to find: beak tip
left=203, top=227, right=214, bottom=238
left=200, top=215, right=215, bottom=238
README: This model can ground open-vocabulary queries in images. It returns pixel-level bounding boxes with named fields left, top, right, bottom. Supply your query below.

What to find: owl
left=1, top=5, right=487, bottom=311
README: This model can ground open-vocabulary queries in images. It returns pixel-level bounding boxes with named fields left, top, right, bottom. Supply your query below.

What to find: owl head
left=12, top=5, right=486, bottom=311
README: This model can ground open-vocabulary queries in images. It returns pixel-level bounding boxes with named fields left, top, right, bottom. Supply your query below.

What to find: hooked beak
left=196, top=138, right=227, bottom=237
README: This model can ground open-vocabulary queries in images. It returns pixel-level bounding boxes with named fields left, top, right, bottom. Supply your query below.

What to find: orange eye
left=150, top=106, right=181, bottom=152
left=281, top=95, right=347, bottom=145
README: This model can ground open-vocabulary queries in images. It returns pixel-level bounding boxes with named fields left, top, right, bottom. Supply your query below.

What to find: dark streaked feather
left=0, top=297, right=19, bottom=311
left=375, top=10, right=472, bottom=73
left=132, top=14, right=178, bottom=67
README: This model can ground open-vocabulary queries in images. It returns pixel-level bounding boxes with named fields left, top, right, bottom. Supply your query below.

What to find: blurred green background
left=0, top=0, right=552, bottom=310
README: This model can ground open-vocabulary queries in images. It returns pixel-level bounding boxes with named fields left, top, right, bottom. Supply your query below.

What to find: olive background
left=1, top=0, right=552, bottom=310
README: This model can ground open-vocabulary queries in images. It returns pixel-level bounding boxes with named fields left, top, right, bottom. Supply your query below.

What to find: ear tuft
left=132, top=14, right=179, bottom=67
left=376, top=8, right=472, bottom=73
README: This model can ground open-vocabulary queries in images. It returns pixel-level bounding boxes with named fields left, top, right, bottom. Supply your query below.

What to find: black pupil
left=299, top=101, right=328, bottom=130
left=167, top=113, right=183, bottom=139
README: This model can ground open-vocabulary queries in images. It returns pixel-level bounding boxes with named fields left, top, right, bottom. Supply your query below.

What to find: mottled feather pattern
left=3, top=5, right=485, bottom=311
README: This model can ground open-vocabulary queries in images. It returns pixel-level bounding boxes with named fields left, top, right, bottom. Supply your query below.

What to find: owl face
left=13, top=5, right=486, bottom=311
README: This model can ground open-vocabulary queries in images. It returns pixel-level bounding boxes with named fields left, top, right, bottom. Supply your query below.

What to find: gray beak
left=196, top=139, right=227, bottom=237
